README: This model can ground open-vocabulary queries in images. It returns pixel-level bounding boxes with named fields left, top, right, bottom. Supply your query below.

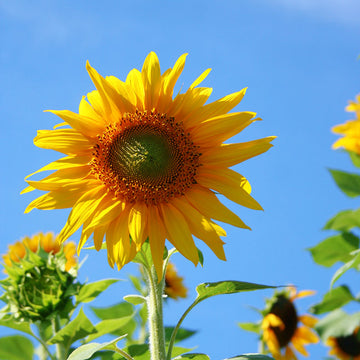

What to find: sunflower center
left=336, top=331, right=360, bottom=357
left=269, top=295, right=298, bottom=348
left=91, top=111, right=201, bottom=205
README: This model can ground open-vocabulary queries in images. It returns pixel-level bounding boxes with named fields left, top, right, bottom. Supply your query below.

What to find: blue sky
left=1, top=0, right=360, bottom=359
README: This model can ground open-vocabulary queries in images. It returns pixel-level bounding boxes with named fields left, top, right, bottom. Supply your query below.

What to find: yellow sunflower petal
left=298, top=314, right=318, bottom=327
left=262, top=313, right=284, bottom=330
left=291, top=337, right=309, bottom=357
left=160, top=203, right=199, bottom=265
left=126, top=68, right=145, bottom=110
left=295, top=326, right=319, bottom=344
left=189, top=68, right=211, bottom=89
left=285, top=346, right=297, bottom=360
left=197, top=168, right=263, bottom=210
left=185, top=185, right=250, bottom=229
left=293, top=289, right=316, bottom=300
left=142, top=52, right=161, bottom=110
left=128, top=203, right=148, bottom=251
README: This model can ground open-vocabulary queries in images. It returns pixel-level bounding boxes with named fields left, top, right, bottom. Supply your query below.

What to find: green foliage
left=67, top=335, right=127, bottom=360
left=323, top=208, right=360, bottom=231
left=349, top=151, right=360, bottom=167
left=0, top=314, right=33, bottom=336
left=0, top=335, right=34, bottom=360
left=308, top=232, right=359, bottom=267
left=165, top=327, right=196, bottom=343
left=315, top=309, right=360, bottom=341
left=330, top=249, right=360, bottom=287
left=173, top=354, right=210, bottom=360
left=329, top=169, right=360, bottom=197
left=76, top=279, right=119, bottom=304
left=225, top=356, right=275, bottom=360
left=123, top=295, right=146, bottom=305
left=310, top=286, right=356, bottom=314
left=238, top=322, right=261, bottom=334
left=91, top=302, right=134, bottom=320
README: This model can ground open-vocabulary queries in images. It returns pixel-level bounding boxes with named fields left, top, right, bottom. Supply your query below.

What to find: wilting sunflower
left=261, top=287, right=318, bottom=360
left=23, top=52, right=275, bottom=278
left=326, top=328, right=360, bottom=360
left=2, top=232, right=76, bottom=272
left=164, top=262, right=187, bottom=300
left=332, top=94, right=360, bottom=154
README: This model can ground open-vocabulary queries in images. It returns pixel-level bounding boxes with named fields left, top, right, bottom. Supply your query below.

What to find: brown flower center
left=269, top=295, right=298, bottom=348
left=336, top=330, right=360, bottom=357
left=91, top=110, right=201, bottom=205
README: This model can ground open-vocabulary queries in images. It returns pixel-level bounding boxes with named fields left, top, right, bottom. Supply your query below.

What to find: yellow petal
left=126, top=68, right=145, bottom=110
left=128, top=203, right=147, bottom=250
left=201, top=137, right=276, bottom=167
left=171, top=197, right=226, bottom=261
left=262, top=314, right=284, bottom=330
left=106, top=75, right=137, bottom=108
left=197, top=168, right=263, bottom=210
left=142, top=52, right=161, bottom=110
left=291, top=338, right=309, bottom=357
left=160, top=203, right=199, bottom=265
left=298, top=315, right=318, bottom=327
left=293, top=289, right=316, bottom=300
left=189, top=68, right=211, bottom=89
left=93, top=226, right=106, bottom=251
left=79, top=95, right=104, bottom=122
left=295, top=326, right=319, bottom=344
left=285, top=346, right=297, bottom=360
left=185, top=185, right=250, bottom=229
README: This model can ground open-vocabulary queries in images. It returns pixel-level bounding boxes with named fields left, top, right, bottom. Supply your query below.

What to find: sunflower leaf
left=165, top=327, right=197, bottom=343
left=310, top=285, right=355, bottom=314
left=349, top=150, right=360, bottom=168
left=308, top=232, right=359, bottom=267
left=323, top=208, right=360, bottom=231
left=123, top=295, right=146, bottom=305
left=0, top=314, right=33, bottom=336
left=0, top=335, right=34, bottom=360
left=173, top=354, right=210, bottom=360
left=330, top=249, right=360, bottom=287
left=75, top=279, right=120, bottom=304
left=329, top=169, right=360, bottom=197
left=91, top=302, right=134, bottom=320
left=238, top=322, right=261, bottom=334
left=224, top=355, right=275, bottom=360
left=315, top=309, right=360, bottom=341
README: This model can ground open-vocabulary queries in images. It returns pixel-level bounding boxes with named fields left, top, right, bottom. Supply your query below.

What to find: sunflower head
left=164, top=262, right=187, bottom=300
left=23, top=52, right=275, bottom=278
left=261, top=287, right=318, bottom=360
left=332, top=94, right=360, bottom=154
left=1, top=232, right=78, bottom=322
left=327, top=327, right=360, bottom=360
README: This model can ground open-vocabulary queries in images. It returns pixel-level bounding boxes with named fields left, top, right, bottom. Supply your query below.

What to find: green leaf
left=128, top=275, right=143, bottom=293
left=0, top=315, right=33, bottom=336
left=76, top=279, right=119, bottom=304
left=91, top=302, right=134, bottom=320
left=165, top=327, right=196, bottom=343
left=123, top=295, right=146, bottom=305
left=126, top=344, right=149, bottom=357
left=195, top=281, right=275, bottom=301
left=310, top=286, right=356, bottom=314
left=329, top=169, right=360, bottom=197
left=67, top=335, right=126, bottom=360
left=331, top=249, right=360, bottom=287
left=172, top=347, right=196, bottom=358
left=238, top=322, right=261, bottom=334
left=86, top=313, right=135, bottom=342
left=349, top=151, right=360, bottom=168
left=225, top=356, right=275, bottom=360
left=197, top=249, right=204, bottom=266
left=323, top=208, right=360, bottom=231
left=308, top=233, right=359, bottom=267
left=173, top=354, right=210, bottom=360
left=0, top=335, right=34, bottom=360
left=315, top=309, right=360, bottom=341
left=48, top=308, right=97, bottom=347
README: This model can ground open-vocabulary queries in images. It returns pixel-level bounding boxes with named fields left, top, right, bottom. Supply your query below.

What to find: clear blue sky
left=1, top=0, right=360, bottom=359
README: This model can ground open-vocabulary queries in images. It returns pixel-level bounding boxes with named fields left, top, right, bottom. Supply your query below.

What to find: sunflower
left=23, top=52, right=275, bottom=278
left=164, top=262, right=187, bottom=300
left=326, top=328, right=360, bottom=360
left=261, top=287, right=318, bottom=360
left=332, top=94, right=360, bottom=154
left=2, top=232, right=77, bottom=272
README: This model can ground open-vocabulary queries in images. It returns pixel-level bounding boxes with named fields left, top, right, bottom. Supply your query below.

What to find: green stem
left=258, top=337, right=265, bottom=354
left=143, top=264, right=166, bottom=360
left=114, top=346, right=135, bottom=360
left=35, top=323, right=56, bottom=360
left=51, top=316, right=67, bottom=360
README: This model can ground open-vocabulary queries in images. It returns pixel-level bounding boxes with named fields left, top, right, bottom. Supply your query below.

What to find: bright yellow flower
left=326, top=328, right=360, bottom=360
left=164, top=262, right=187, bottom=300
left=23, top=52, right=275, bottom=278
left=3, top=232, right=77, bottom=272
left=262, top=287, right=319, bottom=360
left=332, top=94, right=360, bottom=154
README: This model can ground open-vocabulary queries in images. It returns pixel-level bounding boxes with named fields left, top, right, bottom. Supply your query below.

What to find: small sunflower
left=2, top=232, right=77, bottom=272
left=332, top=94, right=360, bottom=154
left=327, top=328, right=360, bottom=360
left=164, top=262, right=187, bottom=300
left=261, top=287, right=318, bottom=360
left=23, top=52, right=275, bottom=278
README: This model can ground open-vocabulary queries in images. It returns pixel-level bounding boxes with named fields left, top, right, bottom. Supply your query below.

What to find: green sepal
left=308, top=232, right=359, bottom=267
left=75, top=279, right=119, bottom=305
left=330, top=249, right=360, bottom=287
left=67, top=335, right=127, bottom=360
left=310, top=285, right=356, bottom=314
left=0, top=335, right=34, bottom=360
left=173, top=354, right=210, bottom=360
left=197, top=249, right=204, bottom=267
left=224, top=355, right=275, bottom=360
left=48, top=308, right=97, bottom=348
left=165, top=327, right=196, bottom=343
left=238, top=322, right=261, bottom=334
left=329, top=169, right=360, bottom=197
left=0, top=313, right=33, bottom=336
left=315, top=309, right=360, bottom=341
left=349, top=150, right=360, bottom=167
left=195, top=281, right=276, bottom=301
left=123, top=295, right=146, bottom=305
left=128, top=274, right=143, bottom=293
left=323, top=208, right=360, bottom=231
